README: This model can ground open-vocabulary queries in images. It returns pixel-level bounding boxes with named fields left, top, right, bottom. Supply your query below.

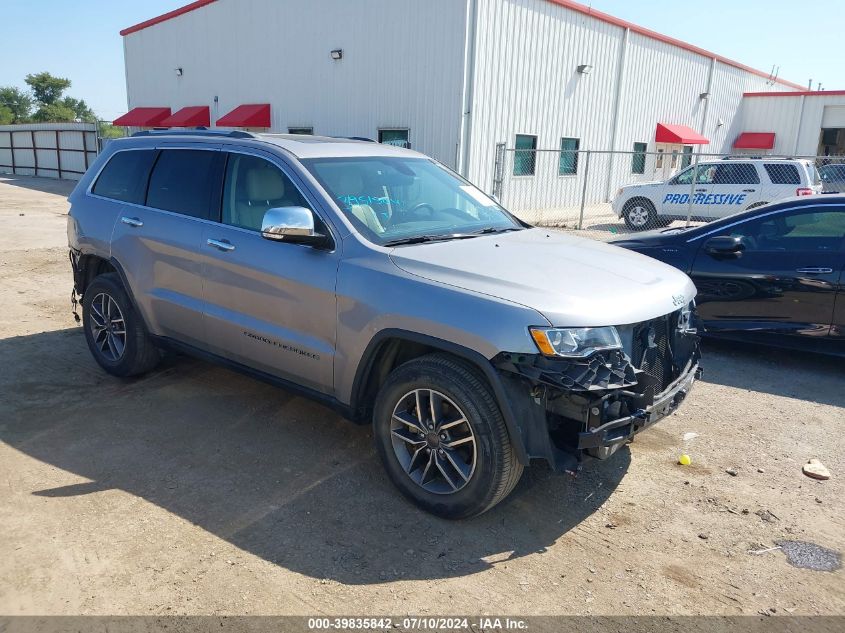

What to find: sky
left=0, top=0, right=841, bottom=122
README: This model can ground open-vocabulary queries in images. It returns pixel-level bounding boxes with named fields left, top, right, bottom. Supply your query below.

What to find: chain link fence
left=492, top=146, right=844, bottom=240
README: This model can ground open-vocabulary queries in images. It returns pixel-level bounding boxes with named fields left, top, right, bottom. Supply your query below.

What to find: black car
left=612, top=196, right=845, bottom=355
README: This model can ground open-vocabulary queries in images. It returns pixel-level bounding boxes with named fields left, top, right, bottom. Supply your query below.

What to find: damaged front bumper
left=493, top=310, right=701, bottom=473
left=576, top=360, right=701, bottom=457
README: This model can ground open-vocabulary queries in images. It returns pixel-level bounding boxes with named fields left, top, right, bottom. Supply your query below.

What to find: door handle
left=695, top=188, right=707, bottom=192
left=742, top=188, right=756, bottom=192
left=120, top=216, right=143, bottom=228
left=207, top=238, right=235, bottom=252
left=795, top=267, right=833, bottom=274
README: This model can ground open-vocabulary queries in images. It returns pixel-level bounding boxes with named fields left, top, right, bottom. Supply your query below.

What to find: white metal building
left=737, top=90, right=845, bottom=157
left=118, top=0, right=820, bottom=204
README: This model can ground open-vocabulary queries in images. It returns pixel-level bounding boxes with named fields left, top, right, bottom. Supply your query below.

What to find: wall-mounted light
left=717, top=118, right=724, bottom=127
left=330, top=49, right=343, bottom=60
left=175, top=67, right=183, bottom=76
left=576, top=64, right=593, bottom=75
left=699, top=91, right=710, bottom=100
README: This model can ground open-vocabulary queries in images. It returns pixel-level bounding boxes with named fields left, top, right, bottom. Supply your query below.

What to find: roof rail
left=131, top=128, right=257, bottom=139
left=720, top=155, right=792, bottom=161
left=331, top=135, right=376, bottom=143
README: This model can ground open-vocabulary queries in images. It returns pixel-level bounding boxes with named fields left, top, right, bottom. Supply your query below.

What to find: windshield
left=303, top=156, right=523, bottom=245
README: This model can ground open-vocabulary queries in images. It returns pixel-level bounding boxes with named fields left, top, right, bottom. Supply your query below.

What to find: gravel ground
left=0, top=174, right=843, bottom=616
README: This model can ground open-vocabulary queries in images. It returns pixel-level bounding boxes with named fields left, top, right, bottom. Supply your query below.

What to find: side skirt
left=151, top=335, right=357, bottom=421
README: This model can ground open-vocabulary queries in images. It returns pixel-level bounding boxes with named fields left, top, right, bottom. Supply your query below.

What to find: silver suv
left=68, top=131, right=701, bottom=518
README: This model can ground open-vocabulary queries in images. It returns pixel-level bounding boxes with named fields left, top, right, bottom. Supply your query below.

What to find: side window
left=725, top=208, right=845, bottom=252
left=673, top=164, right=716, bottom=186
left=146, top=150, right=219, bottom=219
left=764, top=163, right=801, bottom=185
left=288, top=127, right=313, bottom=135
left=92, top=150, right=157, bottom=204
left=514, top=134, right=537, bottom=176
left=221, top=153, right=307, bottom=231
left=714, top=163, right=760, bottom=185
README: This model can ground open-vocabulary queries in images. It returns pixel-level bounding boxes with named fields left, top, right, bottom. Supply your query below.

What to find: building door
left=654, top=143, right=683, bottom=180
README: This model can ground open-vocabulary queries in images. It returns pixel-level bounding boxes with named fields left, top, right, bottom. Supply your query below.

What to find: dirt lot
left=1, top=174, right=843, bottom=616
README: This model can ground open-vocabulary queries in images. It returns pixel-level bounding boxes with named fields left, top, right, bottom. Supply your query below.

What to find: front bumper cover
left=492, top=318, right=700, bottom=471
left=577, top=361, right=701, bottom=452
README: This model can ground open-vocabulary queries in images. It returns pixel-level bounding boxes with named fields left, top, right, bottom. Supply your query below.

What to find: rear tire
left=82, top=273, right=160, bottom=377
left=623, top=199, right=658, bottom=231
left=373, top=353, right=523, bottom=519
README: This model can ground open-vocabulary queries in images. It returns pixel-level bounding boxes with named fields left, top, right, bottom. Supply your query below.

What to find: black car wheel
left=623, top=199, right=658, bottom=230
left=82, top=273, right=160, bottom=377
left=373, top=353, right=523, bottom=519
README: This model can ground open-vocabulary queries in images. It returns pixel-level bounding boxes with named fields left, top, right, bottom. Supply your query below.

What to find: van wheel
left=82, top=273, right=160, bottom=377
left=623, top=199, right=657, bottom=230
left=373, top=353, right=523, bottom=519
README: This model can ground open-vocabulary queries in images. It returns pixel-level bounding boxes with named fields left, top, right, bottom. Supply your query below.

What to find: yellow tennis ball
left=679, top=454, right=692, bottom=466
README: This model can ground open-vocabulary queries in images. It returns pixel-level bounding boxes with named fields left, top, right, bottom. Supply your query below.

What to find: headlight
left=529, top=326, right=622, bottom=358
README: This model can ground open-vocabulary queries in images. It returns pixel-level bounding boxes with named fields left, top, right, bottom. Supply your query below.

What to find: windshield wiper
left=470, top=226, right=523, bottom=235
left=383, top=233, right=478, bottom=247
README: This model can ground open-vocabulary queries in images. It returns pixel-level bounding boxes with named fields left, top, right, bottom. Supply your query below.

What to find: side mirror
left=261, top=207, right=328, bottom=247
left=704, top=235, right=744, bottom=257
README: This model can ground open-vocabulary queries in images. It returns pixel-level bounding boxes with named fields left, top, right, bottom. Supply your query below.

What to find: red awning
left=216, top=103, right=271, bottom=128
left=655, top=123, right=710, bottom=145
left=159, top=106, right=210, bottom=127
left=733, top=132, right=776, bottom=149
left=113, top=107, right=171, bottom=127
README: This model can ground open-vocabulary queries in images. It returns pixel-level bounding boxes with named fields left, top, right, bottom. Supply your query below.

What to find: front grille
left=631, top=314, right=673, bottom=399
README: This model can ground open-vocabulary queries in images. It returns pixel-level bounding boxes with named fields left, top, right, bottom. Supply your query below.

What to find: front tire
left=623, top=199, right=658, bottom=231
left=82, top=273, right=160, bottom=377
left=373, top=353, right=523, bottom=519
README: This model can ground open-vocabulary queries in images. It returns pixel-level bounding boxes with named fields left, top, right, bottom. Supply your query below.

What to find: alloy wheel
left=627, top=205, right=650, bottom=227
left=89, top=292, right=127, bottom=362
left=390, top=389, right=477, bottom=494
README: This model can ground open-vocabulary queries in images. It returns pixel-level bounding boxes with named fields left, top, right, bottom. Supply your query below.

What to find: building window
left=558, top=137, right=579, bottom=175
left=656, top=149, right=664, bottom=169
left=288, top=127, right=313, bottom=135
left=378, top=128, right=410, bottom=148
left=632, top=142, right=647, bottom=174
left=514, top=134, right=537, bottom=176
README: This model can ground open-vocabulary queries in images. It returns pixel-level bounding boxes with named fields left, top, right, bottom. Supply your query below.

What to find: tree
left=0, top=86, right=34, bottom=123
left=32, top=103, right=77, bottom=123
left=0, top=105, right=13, bottom=125
left=60, top=96, right=95, bottom=122
left=25, top=71, right=71, bottom=106
left=98, top=122, right=126, bottom=139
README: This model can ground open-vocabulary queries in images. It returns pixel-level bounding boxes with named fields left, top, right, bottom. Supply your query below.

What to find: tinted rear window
left=764, top=163, right=801, bottom=185
left=146, top=150, right=218, bottom=219
left=92, top=150, right=157, bottom=204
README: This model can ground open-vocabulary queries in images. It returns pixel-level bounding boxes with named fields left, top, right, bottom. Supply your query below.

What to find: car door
left=107, top=145, right=223, bottom=349
left=200, top=149, right=339, bottom=395
left=689, top=204, right=845, bottom=339
left=702, top=162, right=762, bottom=220
left=659, top=163, right=714, bottom=218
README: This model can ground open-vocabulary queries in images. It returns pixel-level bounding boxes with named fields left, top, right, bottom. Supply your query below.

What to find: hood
left=610, top=226, right=694, bottom=247
left=389, top=229, right=697, bottom=327
left=622, top=180, right=663, bottom=190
